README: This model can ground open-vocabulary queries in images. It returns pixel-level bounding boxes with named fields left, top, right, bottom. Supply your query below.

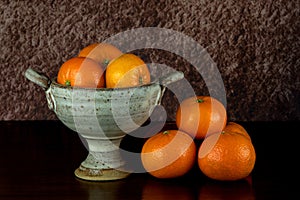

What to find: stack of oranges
left=141, top=96, right=256, bottom=181
left=57, top=43, right=151, bottom=89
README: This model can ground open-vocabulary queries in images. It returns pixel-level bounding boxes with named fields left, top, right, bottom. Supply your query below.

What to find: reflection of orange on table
left=198, top=178, right=255, bottom=200
left=142, top=178, right=194, bottom=200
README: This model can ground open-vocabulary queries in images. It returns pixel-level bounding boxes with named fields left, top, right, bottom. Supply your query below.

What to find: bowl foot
left=74, top=165, right=130, bottom=181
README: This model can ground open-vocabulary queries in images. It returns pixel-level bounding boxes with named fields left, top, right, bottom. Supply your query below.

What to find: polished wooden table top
left=0, top=120, right=297, bottom=199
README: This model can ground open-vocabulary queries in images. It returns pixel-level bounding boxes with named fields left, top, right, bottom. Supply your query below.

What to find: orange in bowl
left=78, top=43, right=123, bottom=67
left=57, top=57, right=105, bottom=88
left=105, top=53, right=151, bottom=88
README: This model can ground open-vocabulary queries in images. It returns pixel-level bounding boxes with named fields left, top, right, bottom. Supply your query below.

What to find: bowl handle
left=158, top=71, right=184, bottom=86
left=156, top=71, right=184, bottom=105
left=24, top=68, right=50, bottom=90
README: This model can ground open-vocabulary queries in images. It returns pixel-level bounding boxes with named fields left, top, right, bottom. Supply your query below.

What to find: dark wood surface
left=0, top=120, right=297, bottom=200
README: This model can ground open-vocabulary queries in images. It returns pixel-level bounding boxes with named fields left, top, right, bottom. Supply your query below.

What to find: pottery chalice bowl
left=25, top=68, right=183, bottom=181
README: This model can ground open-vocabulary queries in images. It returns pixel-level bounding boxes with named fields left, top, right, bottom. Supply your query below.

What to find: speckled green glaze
left=46, top=80, right=162, bottom=139
left=25, top=68, right=184, bottom=181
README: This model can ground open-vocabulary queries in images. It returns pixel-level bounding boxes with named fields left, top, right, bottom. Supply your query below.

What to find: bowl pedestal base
left=74, top=138, right=131, bottom=181
left=74, top=165, right=130, bottom=181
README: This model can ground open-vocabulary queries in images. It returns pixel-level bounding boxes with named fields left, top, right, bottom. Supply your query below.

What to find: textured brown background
left=1, top=0, right=299, bottom=121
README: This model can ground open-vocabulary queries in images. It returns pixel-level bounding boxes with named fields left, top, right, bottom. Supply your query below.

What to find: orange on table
left=223, top=122, right=251, bottom=141
left=176, top=96, right=227, bottom=140
left=105, top=53, right=151, bottom=88
left=78, top=43, right=123, bottom=67
left=198, top=130, right=256, bottom=181
left=57, top=57, right=105, bottom=88
left=141, top=130, right=196, bottom=179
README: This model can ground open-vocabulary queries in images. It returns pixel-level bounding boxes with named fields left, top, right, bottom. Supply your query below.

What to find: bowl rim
left=50, top=77, right=160, bottom=91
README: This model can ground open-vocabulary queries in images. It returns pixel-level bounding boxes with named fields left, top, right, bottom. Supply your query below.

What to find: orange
left=105, top=53, right=151, bottom=88
left=78, top=43, right=123, bottom=67
left=198, top=130, right=256, bottom=181
left=57, top=57, right=105, bottom=88
left=141, top=130, right=196, bottom=179
left=176, top=96, right=227, bottom=140
left=223, top=122, right=251, bottom=141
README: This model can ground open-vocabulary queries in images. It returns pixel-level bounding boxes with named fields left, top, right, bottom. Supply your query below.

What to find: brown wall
left=1, top=0, right=299, bottom=121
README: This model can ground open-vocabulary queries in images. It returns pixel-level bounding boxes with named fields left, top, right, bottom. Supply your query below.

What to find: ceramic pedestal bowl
left=25, top=68, right=183, bottom=181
